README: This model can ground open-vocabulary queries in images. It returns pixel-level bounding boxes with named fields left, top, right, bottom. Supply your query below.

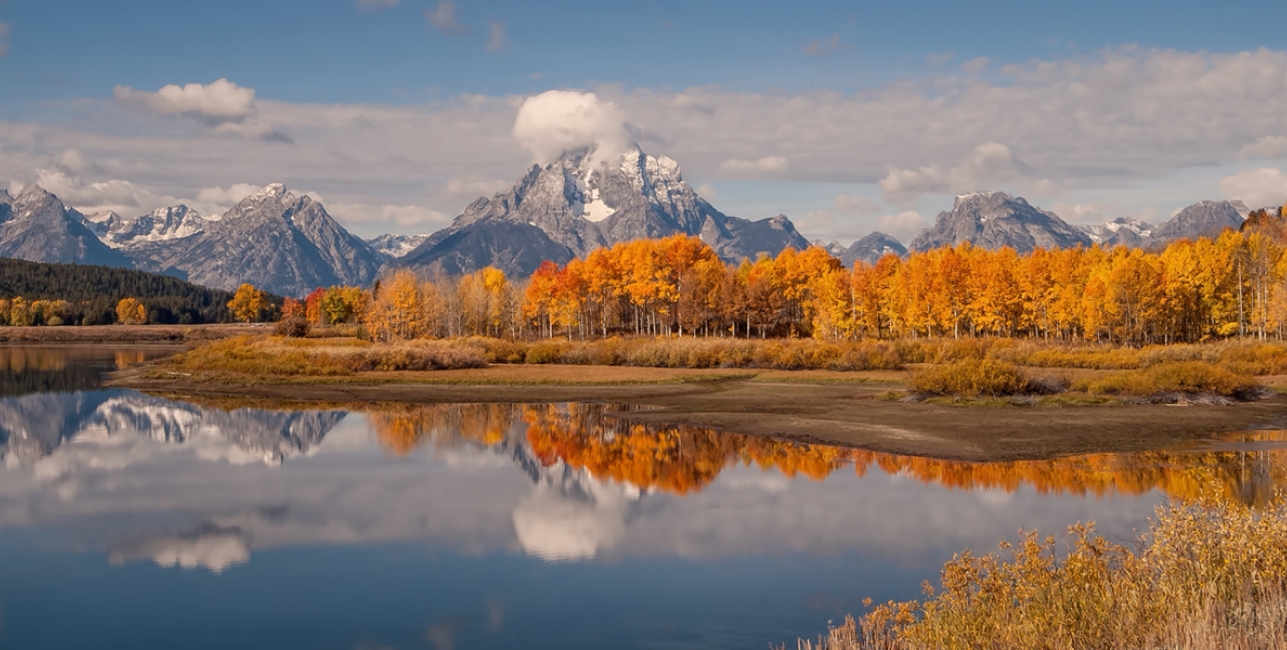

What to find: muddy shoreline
left=110, top=366, right=1287, bottom=462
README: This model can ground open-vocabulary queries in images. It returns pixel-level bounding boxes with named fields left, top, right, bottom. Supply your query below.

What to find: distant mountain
left=1080, top=217, right=1155, bottom=249
left=0, top=186, right=132, bottom=267
left=837, top=232, right=907, bottom=267
left=88, top=205, right=209, bottom=250
left=910, top=191, right=1091, bottom=253
left=1151, top=200, right=1245, bottom=243
left=130, top=184, right=382, bottom=296
left=397, top=146, right=810, bottom=276
left=366, top=233, right=430, bottom=262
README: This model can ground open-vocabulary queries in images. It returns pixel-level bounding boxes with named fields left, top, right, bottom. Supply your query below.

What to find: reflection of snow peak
left=0, top=390, right=344, bottom=469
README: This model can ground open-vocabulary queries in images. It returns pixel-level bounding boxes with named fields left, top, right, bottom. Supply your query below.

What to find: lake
left=0, top=346, right=1282, bottom=649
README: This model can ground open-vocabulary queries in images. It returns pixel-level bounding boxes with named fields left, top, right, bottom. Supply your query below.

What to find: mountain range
left=0, top=146, right=1263, bottom=296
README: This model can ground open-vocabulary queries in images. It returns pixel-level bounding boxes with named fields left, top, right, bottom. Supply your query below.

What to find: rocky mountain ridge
left=396, top=145, right=812, bottom=277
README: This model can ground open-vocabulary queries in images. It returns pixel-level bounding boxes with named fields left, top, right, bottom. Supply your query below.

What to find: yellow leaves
left=227, top=283, right=267, bottom=323
left=115, top=297, right=147, bottom=325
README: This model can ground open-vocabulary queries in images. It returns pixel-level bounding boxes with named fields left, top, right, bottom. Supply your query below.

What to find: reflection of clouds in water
left=111, top=528, right=251, bottom=573
left=0, top=395, right=1170, bottom=574
left=513, top=480, right=631, bottom=561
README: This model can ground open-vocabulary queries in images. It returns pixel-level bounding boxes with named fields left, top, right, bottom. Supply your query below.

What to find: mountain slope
left=838, top=232, right=907, bottom=267
left=1080, top=217, right=1155, bottom=249
left=0, top=186, right=132, bottom=267
left=1151, top=200, right=1245, bottom=243
left=399, top=146, right=810, bottom=276
left=910, top=191, right=1091, bottom=253
left=131, top=184, right=381, bottom=296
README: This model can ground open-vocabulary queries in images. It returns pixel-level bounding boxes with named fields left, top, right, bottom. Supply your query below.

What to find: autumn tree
left=227, top=284, right=268, bottom=323
left=115, top=297, right=147, bottom=325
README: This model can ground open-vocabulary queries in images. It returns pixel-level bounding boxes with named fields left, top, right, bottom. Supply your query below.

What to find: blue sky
left=3, top=0, right=1287, bottom=240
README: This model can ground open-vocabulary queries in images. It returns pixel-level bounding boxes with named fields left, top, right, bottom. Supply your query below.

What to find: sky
left=2, top=0, right=1287, bottom=242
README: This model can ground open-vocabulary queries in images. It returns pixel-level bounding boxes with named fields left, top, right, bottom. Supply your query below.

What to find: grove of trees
left=343, top=215, right=1287, bottom=345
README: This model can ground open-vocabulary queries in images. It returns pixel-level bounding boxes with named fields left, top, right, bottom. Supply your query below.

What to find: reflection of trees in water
left=365, top=403, right=1287, bottom=505
left=0, top=347, right=156, bottom=397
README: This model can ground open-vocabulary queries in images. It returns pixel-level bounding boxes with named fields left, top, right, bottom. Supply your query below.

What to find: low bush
left=274, top=317, right=310, bottom=338
left=793, top=494, right=1287, bottom=650
left=1074, top=361, right=1261, bottom=400
left=909, top=359, right=1031, bottom=397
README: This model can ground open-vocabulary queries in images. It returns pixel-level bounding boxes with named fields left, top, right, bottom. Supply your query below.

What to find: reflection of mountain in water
left=0, top=389, right=345, bottom=464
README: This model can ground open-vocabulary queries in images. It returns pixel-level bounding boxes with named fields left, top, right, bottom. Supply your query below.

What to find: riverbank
left=0, top=323, right=265, bottom=343
left=110, top=363, right=1287, bottom=462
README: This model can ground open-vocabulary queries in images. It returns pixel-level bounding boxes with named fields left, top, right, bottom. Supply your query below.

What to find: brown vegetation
left=791, top=494, right=1287, bottom=650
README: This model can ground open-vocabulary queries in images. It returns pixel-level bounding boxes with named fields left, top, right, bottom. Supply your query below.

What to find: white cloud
left=803, top=35, right=841, bottom=57
left=0, top=22, right=10, bottom=57
left=486, top=21, right=508, bottom=53
left=719, top=155, right=789, bottom=177
left=695, top=183, right=718, bottom=199
left=512, top=90, right=632, bottom=166
left=880, top=142, right=1025, bottom=205
left=1220, top=167, right=1287, bottom=209
left=7, top=47, right=1287, bottom=240
left=425, top=2, right=468, bottom=35
left=961, top=56, right=990, bottom=74
left=115, top=78, right=255, bottom=122
left=1241, top=136, right=1287, bottom=160
left=877, top=211, right=930, bottom=242
left=113, top=79, right=289, bottom=142
left=194, top=183, right=264, bottom=212
left=27, top=163, right=177, bottom=216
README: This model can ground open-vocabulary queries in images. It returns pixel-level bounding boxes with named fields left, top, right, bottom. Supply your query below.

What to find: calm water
left=0, top=346, right=1284, bottom=649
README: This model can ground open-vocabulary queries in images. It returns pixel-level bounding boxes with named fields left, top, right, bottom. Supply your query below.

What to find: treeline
left=346, top=226, right=1287, bottom=345
left=0, top=259, right=275, bottom=325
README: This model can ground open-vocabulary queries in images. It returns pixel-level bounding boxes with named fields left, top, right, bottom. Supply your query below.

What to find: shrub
left=909, top=359, right=1030, bottom=397
left=274, top=317, right=311, bottom=338
left=794, top=495, right=1287, bottom=650
left=525, top=341, right=571, bottom=364
left=1074, top=361, right=1261, bottom=400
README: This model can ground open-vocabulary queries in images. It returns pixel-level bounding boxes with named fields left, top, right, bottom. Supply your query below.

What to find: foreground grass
left=792, top=494, right=1287, bottom=650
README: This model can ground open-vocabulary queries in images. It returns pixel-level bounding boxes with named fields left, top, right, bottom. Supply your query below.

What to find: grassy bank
left=153, top=334, right=1281, bottom=402
left=792, top=494, right=1287, bottom=650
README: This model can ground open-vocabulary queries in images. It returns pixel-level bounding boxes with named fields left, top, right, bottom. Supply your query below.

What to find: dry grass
left=791, top=493, right=1287, bottom=650
left=163, top=335, right=486, bottom=376
left=1073, top=361, right=1262, bottom=400
left=909, top=360, right=1043, bottom=397
left=465, top=336, right=906, bottom=371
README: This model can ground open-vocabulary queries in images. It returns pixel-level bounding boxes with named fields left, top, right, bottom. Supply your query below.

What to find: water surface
left=0, top=346, right=1283, bottom=649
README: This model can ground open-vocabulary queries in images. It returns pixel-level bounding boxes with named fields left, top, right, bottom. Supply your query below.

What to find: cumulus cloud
left=719, top=155, right=790, bottom=177
left=0, top=22, right=9, bottom=57
left=10, top=47, right=1287, bottom=240
left=486, top=21, right=508, bottom=53
left=512, top=90, right=633, bottom=166
left=113, top=79, right=290, bottom=142
left=1241, top=136, right=1287, bottom=160
left=877, top=211, right=931, bottom=242
left=880, top=142, right=1026, bottom=205
left=194, top=183, right=264, bottom=213
left=24, top=159, right=179, bottom=216
left=425, top=1, right=468, bottom=35
left=1220, top=167, right=1287, bottom=209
